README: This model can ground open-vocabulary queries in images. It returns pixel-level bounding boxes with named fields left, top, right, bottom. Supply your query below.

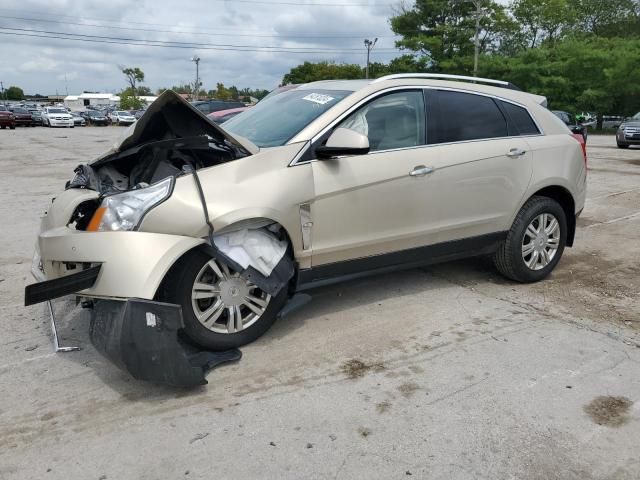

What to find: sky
left=0, top=0, right=405, bottom=95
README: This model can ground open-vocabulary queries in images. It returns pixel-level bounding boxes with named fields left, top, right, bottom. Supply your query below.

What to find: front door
left=310, top=89, right=440, bottom=267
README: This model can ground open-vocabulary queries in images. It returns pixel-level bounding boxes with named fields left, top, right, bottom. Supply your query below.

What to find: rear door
left=423, top=89, right=535, bottom=242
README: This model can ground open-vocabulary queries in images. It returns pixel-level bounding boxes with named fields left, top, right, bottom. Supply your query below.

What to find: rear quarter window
left=501, top=101, right=539, bottom=135
left=429, top=90, right=508, bottom=144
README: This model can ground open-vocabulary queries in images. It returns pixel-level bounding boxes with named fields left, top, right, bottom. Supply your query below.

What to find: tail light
left=570, top=133, right=587, bottom=165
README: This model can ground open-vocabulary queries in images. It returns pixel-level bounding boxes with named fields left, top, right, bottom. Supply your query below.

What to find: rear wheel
left=159, top=250, right=288, bottom=350
left=494, top=196, right=567, bottom=283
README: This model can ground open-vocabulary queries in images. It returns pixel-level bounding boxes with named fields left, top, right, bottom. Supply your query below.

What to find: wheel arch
left=154, top=217, right=297, bottom=300
left=528, top=185, right=576, bottom=247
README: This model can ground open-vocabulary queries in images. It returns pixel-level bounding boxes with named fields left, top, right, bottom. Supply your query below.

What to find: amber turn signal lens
left=87, top=207, right=106, bottom=232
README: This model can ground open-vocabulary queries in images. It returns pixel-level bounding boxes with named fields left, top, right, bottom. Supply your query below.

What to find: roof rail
left=371, top=73, right=521, bottom=91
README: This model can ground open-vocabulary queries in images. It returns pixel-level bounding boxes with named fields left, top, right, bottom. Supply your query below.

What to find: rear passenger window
left=500, top=101, right=539, bottom=135
left=430, top=90, right=507, bottom=144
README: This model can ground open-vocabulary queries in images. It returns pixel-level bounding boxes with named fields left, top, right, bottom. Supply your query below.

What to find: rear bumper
left=33, top=225, right=204, bottom=300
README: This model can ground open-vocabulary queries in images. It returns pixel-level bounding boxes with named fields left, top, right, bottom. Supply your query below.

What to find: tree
left=119, top=90, right=144, bottom=110
left=213, top=83, right=232, bottom=100
left=5, top=86, right=24, bottom=100
left=390, top=0, right=517, bottom=71
left=120, top=67, right=145, bottom=98
left=282, top=61, right=363, bottom=84
left=136, top=86, right=152, bottom=96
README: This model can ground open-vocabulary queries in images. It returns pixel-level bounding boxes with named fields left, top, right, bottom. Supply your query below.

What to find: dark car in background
left=616, top=112, right=640, bottom=148
left=0, top=105, right=16, bottom=129
left=9, top=106, right=35, bottom=127
left=86, top=110, right=109, bottom=126
left=28, top=109, right=43, bottom=125
left=553, top=110, right=588, bottom=142
left=71, top=112, right=87, bottom=126
left=191, top=100, right=245, bottom=115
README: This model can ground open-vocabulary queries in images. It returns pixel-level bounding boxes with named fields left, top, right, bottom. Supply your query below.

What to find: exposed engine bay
left=65, top=90, right=253, bottom=195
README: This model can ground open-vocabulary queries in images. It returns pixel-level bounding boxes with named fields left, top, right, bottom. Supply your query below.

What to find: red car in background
left=0, top=105, right=16, bottom=129
left=8, top=106, right=35, bottom=127
left=207, top=106, right=249, bottom=124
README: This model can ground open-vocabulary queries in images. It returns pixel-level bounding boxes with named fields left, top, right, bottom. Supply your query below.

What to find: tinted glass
left=431, top=91, right=507, bottom=144
left=0, top=106, right=6, bottom=111
left=500, top=101, right=539, bottom=135
left=13, top=107, right=28, bottom=113
left=224, top=89, right=351, bottom=147
left=48, top=108, right=66, bottom=113
left=338, top=90, right=425, bottom=152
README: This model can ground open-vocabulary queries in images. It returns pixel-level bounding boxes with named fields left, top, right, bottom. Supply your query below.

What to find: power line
left=0, top=14, right=395, bottom=39
left=0, top=26, right=398, bottom=52
left=0, top=30, right=399, bottom=55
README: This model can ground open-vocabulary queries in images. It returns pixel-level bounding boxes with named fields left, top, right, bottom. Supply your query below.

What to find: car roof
left=299, top=76, right=546, bottom=107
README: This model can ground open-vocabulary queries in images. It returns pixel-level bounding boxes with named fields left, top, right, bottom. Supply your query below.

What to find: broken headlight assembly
left=88, top=176, right=174, bottom=231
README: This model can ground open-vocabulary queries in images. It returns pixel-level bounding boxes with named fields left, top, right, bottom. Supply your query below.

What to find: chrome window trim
left=288, top=85, right=544, bottom=167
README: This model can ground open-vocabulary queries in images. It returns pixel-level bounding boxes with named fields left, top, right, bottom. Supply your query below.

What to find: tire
left=9, top=125, right=15, bottom=130
left=1, top=125, right=5, bottom=129
left=159, top=249, right=288, bottom=350
left=617, top=143, right=629, bottom=149
left=494, top=196, right=567, bottom=283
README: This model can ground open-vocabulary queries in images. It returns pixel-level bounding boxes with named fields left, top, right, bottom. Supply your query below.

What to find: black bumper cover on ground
left=90, top=298, right=241, bottom=387
left=24, top=266, right=101, bottom=306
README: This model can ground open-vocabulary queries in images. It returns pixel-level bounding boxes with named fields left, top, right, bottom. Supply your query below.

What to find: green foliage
left=478, top=37, right=640, bottom=116
left=119, top=90, right=144, bottom=110
left=282, top=61, right=363, bottom=84
left=5, top=86, right=24, bottom=100
left=121, top=67, right=145, bottom=96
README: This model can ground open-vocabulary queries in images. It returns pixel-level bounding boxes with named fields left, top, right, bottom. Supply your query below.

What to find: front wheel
left=494, top=196, right=567, bottom=283
left=617, top=143, right=629, bottom=149
left=159, top=250, right=288, bottom=350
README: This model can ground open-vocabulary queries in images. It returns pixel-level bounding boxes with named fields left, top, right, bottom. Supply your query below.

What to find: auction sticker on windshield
left=302, top=93, right=335, bottom=105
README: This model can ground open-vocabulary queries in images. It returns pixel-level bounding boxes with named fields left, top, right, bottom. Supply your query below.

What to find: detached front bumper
left=32, top=226, right=204, bottom=300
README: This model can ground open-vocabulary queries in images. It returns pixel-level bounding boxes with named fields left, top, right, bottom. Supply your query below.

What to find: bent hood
left=92, top=90, right=258, bottom=165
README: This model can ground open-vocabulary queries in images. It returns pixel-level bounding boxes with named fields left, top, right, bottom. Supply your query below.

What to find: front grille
left=623, top=126, right=640, bottom=136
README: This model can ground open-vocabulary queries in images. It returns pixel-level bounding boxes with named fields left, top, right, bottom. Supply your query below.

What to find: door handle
left=409, top=165, right=434, bottom=177
left=506, top=148, right=527, bottom=158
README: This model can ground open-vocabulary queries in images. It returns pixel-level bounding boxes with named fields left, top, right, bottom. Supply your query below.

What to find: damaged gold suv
left=26, top=75, right=587, bottom=372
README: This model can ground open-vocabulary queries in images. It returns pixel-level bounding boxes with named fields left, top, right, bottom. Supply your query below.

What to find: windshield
left=115, top=111, right=129, bottom=115
left=48, top=108, right=67, bottom=114
left=632, top=112, right=640, bottom=120
left=13, top=107, right=28, bottom=114
left=223, top=89, right=352, bottom=147
left=88, top=111, right=102, bottom=117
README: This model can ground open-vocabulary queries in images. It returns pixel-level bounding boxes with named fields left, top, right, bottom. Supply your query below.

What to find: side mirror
left=316, top=128, right=370, bottom=159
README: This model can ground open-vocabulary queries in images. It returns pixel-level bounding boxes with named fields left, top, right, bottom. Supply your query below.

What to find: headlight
left=87, top=177, right=173, bottom=231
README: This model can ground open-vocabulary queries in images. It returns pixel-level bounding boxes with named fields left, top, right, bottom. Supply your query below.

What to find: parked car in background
left=552, top=110, right=588, bottom=142
left=42, top=106, right=74, bottom=128
left=129, top=110, right=145, bottom=120
left=71, top=112, right=86, bottom=127
left=86, top=110, right=108, bottom=126
left=8, top=106, right=35, bottom=127
left=616, top=112, right=640, bottom=148
left=602, top=115, right=624, bottom=129
left=28, top=109, right=43, bottom=126
left=191, top=99, right=245, bottom=115
left=109, top=110, right=137, bottom=126
left=0, top=105, right=16, bottom=129
left=207, top=106, right=249, bottom=124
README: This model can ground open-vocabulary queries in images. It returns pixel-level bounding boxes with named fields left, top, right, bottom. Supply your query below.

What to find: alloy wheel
left=521, top=213, right=560, bottom=270
left=191, top=259, right=271, bottom=334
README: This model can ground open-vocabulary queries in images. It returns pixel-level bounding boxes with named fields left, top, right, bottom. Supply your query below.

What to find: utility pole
left=364, top=38, right=377, bottom=79
left=472, top=0, right=481, bottom=77
left=0, top=81, right=4, bottom=105
left=191, top=55, right=200, bottom=101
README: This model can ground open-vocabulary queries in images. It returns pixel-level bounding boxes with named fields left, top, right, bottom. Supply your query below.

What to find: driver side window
left=338, top=90, right=426, bottom=152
